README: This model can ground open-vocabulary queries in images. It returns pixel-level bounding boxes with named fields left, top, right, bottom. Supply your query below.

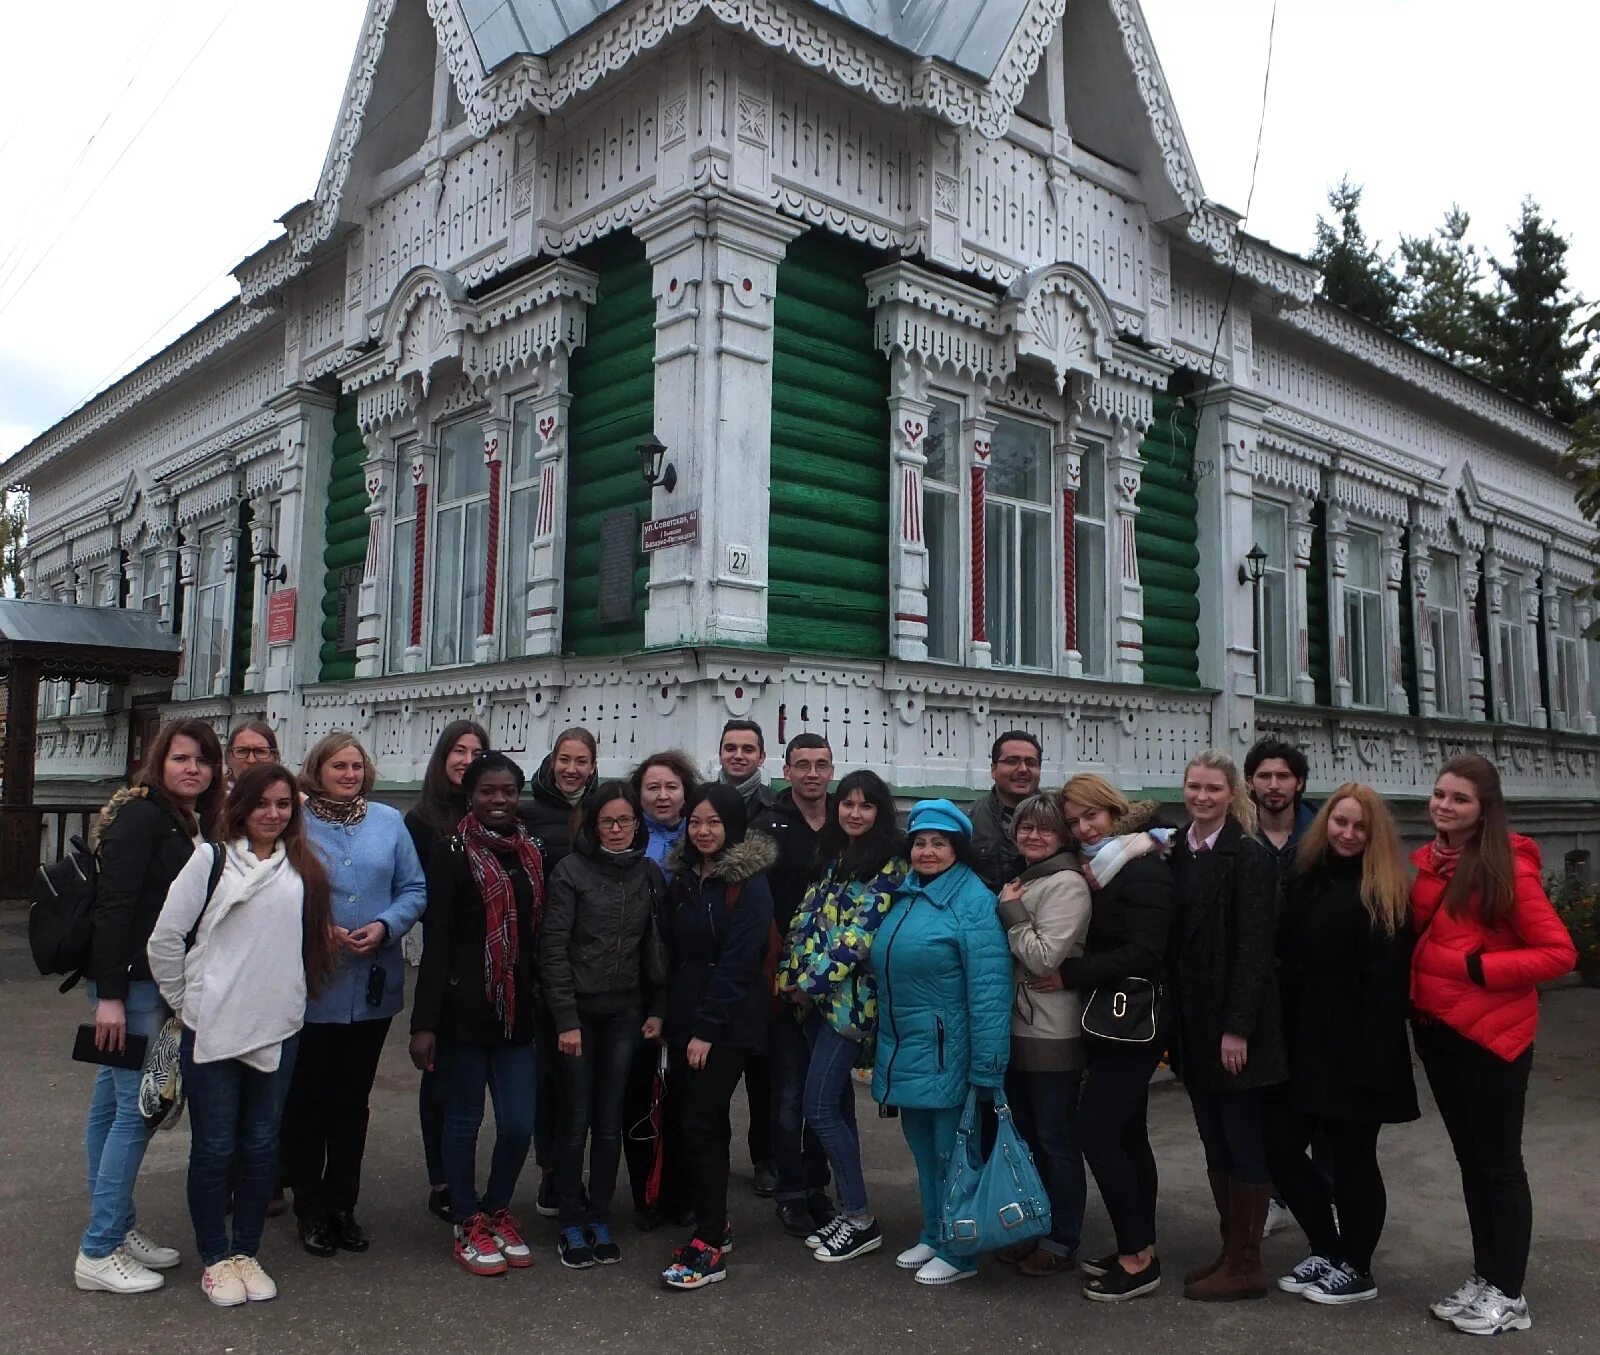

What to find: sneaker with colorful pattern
left=661, top=1240, right=726, bottom=1290
left=487, top=1209, right=532, bottom=1268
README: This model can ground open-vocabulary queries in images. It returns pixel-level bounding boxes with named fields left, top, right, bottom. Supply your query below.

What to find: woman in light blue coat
left=281, top=732, right=425, bottom=1259
left=871, top=799, right=1012, bottom=1287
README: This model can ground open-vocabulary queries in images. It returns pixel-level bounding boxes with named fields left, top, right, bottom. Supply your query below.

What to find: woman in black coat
left=403, top=719, right=489, bottom=1223
left=657, top=783, right=778, bottom=1292
left=76, top=717, right=224, bottom=1294
left=1054, top=778, right=1176, bottom=1303
left=1267, top=784, right=1417, bottom=1307
left=1168, top=750, right=1284, bottom=1302
left=408, top=753, right=544, bottom=1278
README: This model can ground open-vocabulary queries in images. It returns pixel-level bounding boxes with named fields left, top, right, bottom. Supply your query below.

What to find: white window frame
left=1426, top=552, right=1467, bottom=718
left=922, top=394, right=964, bottom=664
left=1251, top=498, right=1291, bottom=700
left=1074, top=441, right=1109, bottom=680
left=1342, top=526, right=1385, bottom=709
left=1549, top=587, right=1582, bottom=730
left=191, top=525, right=230, bottom=698
left=388, top=438, right=419, bottom=674
left=985, top=414, right=1054, bottom=672
left=1495, top=568, right=1530, bottom=724
left=429, top=417, right=491, bottom=669
left=504, top=398, right=544, bottom=661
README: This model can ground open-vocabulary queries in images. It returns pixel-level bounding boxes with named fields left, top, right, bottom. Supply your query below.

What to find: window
left=923, top=398, right=963, bottom=662
left=985, top=416, right=1052, bottom=669
left=1251, top=501, right=1290, bottom=699
left=1426, top=553, right=1466, bottom=717
left=1074, top=444, right=1108, bottom=678
left=140, top=549, right=165, bottom=617
left=1550, top=588, right=1583, bottom=729
left=1342, top=527, right=1385, bottom=708
left=191, top=528, right=229, bottom=697
left=430, top=420, right=489, bottom=667
left=1495, top=569, right=1529, bottom=723
left=504, top=402, right=543, bottom=660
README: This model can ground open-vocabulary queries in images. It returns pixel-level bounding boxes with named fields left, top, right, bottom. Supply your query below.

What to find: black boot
left=299, top=1217, right=337, bottom=1258
left=331, top=1211, right=370, bottom=1253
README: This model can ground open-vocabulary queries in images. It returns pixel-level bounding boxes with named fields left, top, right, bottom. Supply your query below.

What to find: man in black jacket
left=967, top=730, right=1041, bottom=891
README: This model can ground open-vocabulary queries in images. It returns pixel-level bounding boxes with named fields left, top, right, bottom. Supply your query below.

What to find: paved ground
left=3, top=922, right=1595, bottom=1355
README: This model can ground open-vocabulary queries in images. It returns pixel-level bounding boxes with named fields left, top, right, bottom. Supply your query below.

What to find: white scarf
left=1081, top=828, right=1175, bottom=891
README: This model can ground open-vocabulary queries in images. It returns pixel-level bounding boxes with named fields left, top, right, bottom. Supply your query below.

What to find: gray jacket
left=538, top=846, right=668, bottom=1031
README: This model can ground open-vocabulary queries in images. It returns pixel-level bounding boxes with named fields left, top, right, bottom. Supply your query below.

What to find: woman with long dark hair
left=410, top=752, right=546, bottom=1277
left=74, top=717, right=223, bottom=1295
left=870, top=799, right=1011, bottom=1287
left=775, top=769, right=906, bottom=1262
left=1057, top=774, right=1175, bottom=1303
left=403, top=719, right=489, bottom=1222
left=657, top=783, right=778, bottom=1291
left=1266, top=783, right=1417, bottom=1307
left=1411, top=754, right=1575, bottom=1336
left=282, top=733, right=425, bottom=1259
left=541, top=780, right=667, bottom=1269
left=1168, top=749, right=1284, bottom=1302
left=146, top=765, right=337, bottom=1306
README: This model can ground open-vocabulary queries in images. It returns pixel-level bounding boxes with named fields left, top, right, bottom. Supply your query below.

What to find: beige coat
left=997, top=853, right=1092, bottom=1072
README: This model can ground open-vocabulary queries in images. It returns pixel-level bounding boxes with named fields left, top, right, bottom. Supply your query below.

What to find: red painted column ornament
left=482, top=427, right=504, bottom=639
left=970, top=434, right=992, bottom=646
left=409, top=456, right=428, bottom=652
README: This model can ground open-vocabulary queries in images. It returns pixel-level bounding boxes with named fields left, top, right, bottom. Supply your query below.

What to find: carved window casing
left=1250, top=499, right=1291, bottom=700
left=503, top=399, right=544, bottom=661
left=1548, top=587, right=1583, bottom=731
left=1494, top=567, right=1531, bottom=724
left=1342, top=526, right=1385, bottom=710
left=1426, top=552, right=1467, bottom=719
left=429, top=418, right=491, bottom=668
left=1073, top=443, right=1109, bottom=679
left=923, top=397, right=963, bottom=663
left=985, top=415, right=1055, bottom=671
left=192, top=526, right=231, bottom=699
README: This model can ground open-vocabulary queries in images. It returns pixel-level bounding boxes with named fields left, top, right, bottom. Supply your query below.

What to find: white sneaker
left=896, top=1242, right=937, bottom=1270
left=74, top=1248, right=164, bottom=1294
left=1263, top=1198, right=1293, bottom=1237
left=1430, top=1273, right=1487, bottom=1320
left=122, top=1226, right=181, bottom=1271
left=1449, top=1284, right=1531, bottom=1335
left=228, top=1255, right=277, bottom=1302
left=201, top=1259, right=247, bottom=1308
left=914, top=1256, right=977, bottom=1286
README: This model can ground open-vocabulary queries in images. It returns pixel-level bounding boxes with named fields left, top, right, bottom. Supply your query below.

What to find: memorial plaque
left=598, top=508, right=638, bottom=625
left=266, top=588, right=297, bottom=645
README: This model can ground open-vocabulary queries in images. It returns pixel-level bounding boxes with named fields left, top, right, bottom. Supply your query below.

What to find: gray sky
left=2, top=0, right=1594, bottom=461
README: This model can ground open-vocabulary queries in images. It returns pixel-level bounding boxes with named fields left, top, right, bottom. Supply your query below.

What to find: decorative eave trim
left=2, top=303, right=276, bottom=488
left=434, top=0, right=1067, bottom=144
left=1274, top=301, right=1572, bottom=456
left=1108, top=0, right=1202, bottom=214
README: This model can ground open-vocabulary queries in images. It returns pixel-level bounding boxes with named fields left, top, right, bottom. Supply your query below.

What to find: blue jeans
left=771, top=1011, right=832, bottom=1204
left=555, top=1007, right=641, bottom=1227
left=802, top=1014, right=866, bottom=1215
left=81, top=980, right=169, bottom=1259
left=1188, top=1085, right=1270, bottom=1184
left=440, top=1040, right=537, bottom=1222
left=181, top=1029, right=299, bottom=1264
left=900, top=1105, right=973, bottom=1272
left=1006, top=1067, right=1085, bottom=1257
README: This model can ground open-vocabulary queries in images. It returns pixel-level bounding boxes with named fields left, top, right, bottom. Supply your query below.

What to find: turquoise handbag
left=939, top=1086, right=1052, bottom=1258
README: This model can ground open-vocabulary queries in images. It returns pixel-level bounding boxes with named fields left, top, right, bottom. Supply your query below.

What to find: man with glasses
left=224, top=720, right=279, bottom=786
left=968, top=730, right=1042, bottom=891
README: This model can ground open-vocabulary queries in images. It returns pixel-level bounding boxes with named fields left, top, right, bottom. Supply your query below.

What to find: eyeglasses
left=997, top=756, right=1041, bottom=770
left=598, top=815, right=638, bottom=830
left=1014, top=823, right=1057, bottom=837
left=231, top=747, right=274, bottom=761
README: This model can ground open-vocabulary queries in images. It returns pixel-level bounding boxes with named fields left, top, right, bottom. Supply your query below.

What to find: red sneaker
left=454, top=1212, right=508, bottom=1276
left=487, top=1209, right=533, bottom=1268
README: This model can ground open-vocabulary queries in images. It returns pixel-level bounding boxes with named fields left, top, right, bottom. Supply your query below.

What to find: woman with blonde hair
left=1266, top=784, right=1417, bottom=1308
left=1055, top=773, right=1175, bottom=1301
left=1168, top=749, right=1283, bottom=1302
left=281, top=732, right=425, bottom=1259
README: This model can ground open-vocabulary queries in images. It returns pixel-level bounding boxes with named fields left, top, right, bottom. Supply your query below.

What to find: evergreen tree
left=1476, top=198, right=1583, bottom=423
left=1400, top=206, right=1487, bottom=367
left=1310, top=177, right=1404, bottom=332
left=0, top=492, right=24, bottom=597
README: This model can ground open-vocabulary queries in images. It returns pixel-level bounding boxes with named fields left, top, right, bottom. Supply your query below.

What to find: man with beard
left=967, top=731, right=1042, bottom=892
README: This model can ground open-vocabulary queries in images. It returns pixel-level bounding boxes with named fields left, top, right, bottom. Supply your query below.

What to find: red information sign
left=641, top=510, right=699, bottom=552
left=266, top=588, right=297, bottom=645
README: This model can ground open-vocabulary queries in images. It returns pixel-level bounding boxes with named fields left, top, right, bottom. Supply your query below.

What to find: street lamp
left=1238, top=541, right=1268, bottom=587
left=637, top=434, right=677, bottom=493
left=256, top=547, right=288, bottom=593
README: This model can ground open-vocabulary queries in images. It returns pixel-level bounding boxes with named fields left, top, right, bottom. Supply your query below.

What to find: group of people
left=68, top=714, right=1576, bottom=1337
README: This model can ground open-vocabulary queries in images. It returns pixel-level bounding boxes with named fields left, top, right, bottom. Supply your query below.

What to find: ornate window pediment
left=1002, top=264, right=1116, bottom=393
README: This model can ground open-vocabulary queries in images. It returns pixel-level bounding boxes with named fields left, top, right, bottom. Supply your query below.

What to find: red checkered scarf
left=458, top=812, right=545, bottom=1037
left=1428, top=837, right=1465, bottom=881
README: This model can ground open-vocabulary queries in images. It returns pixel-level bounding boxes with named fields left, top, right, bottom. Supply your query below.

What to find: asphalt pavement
left=2, top=935, right=1595, bottom=1355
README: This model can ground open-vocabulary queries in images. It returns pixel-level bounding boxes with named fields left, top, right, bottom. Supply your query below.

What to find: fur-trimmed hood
left=664, top=829, right=779, bottom=884
left=1109, top=799, right=1162, bottom=838
left=89, top=784, right=150, bottom=851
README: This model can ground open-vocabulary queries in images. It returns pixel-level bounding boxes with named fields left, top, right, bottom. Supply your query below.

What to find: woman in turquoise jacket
left=870, top=799, right=1012, bottom=1286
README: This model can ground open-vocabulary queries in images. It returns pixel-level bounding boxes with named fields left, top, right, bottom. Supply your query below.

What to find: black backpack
left=30, top=834, right=99, bottom=993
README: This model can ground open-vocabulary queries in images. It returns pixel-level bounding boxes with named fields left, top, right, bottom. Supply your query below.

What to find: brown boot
left=1182, top=1170, right=1231, bottom=1286
left=1184, top=1181, right=1270, bottom=1302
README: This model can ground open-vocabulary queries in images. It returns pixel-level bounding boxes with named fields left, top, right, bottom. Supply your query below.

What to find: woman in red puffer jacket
left=1409, top=754, right=1575, bottom=1339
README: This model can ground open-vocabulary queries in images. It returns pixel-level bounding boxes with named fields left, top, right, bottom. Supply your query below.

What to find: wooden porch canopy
left=0, top=600, right=181, bottom=888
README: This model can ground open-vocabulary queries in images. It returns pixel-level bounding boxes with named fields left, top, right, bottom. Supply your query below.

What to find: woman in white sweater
left=994, top=793, right=1093, bottom=1278
left=147, top=764, right=335, bottom=1308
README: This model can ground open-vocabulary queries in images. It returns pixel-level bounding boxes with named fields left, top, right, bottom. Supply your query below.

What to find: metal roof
left=0, top=599, right=181, bottom=680
left=459, top=0, right=1030, bottom=77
